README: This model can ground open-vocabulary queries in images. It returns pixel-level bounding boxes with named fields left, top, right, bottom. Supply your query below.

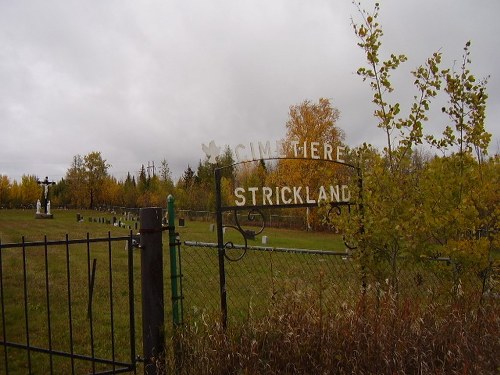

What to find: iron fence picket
left=44, top=235, right=54, bottom=374
left=0, top=240, right=8, bottom=374
left=21, top=237, right=32, bottom=373
left=0, top=232, right=137, bottom=374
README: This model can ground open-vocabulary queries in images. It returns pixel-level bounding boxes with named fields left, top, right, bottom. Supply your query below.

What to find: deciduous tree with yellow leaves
left=339, top=1, right=497, bottom=294
left=269, top=98, right=346, bottom=229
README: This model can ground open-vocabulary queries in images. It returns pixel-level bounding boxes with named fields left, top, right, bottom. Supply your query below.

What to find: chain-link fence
left=178, top=210, right=306, bottom=229
left=178, top=242, right=497, bottom=325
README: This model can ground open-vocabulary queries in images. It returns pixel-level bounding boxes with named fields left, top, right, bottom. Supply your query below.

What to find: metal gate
left=0, top=233, right=138, bottom=374
left=1, top=205, right=182, bottom=374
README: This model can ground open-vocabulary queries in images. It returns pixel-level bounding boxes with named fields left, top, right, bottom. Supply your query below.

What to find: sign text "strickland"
left=234, top=184, right=351, bottom=207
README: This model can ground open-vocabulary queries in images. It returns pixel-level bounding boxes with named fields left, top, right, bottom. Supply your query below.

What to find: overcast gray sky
left=1, top=0, right=499, bottom=182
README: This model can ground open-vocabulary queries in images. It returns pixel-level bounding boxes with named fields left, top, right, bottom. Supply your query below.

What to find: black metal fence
left=0, top=233, right=137, bottom=374
left=0, top=207, right=173, bottom=375
left=1, top=209, right=496, bottom=374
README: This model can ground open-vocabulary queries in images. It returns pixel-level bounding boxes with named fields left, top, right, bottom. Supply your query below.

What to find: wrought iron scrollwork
left=221, top=226, right=247, bottom=262
left=325, top=203, right=358, bottom=250
left=222, top=209, right=266, bottom=262
left=234, top=208, right=265, bottom=236
left=326, top=204, right=343, bottom=218
left=343, top=235, right=358, bottom=250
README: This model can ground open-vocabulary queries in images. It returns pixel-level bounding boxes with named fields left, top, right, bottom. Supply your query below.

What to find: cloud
left=1, top=0, right=499, bottom=182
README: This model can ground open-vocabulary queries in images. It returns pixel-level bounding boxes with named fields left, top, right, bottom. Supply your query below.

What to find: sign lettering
left=234, top=184, right=351, bottom=207
left=203, top=139, right=353, bottom=208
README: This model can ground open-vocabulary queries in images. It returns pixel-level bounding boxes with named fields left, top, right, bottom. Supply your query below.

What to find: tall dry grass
left=162, top=287, right=499, bottom=374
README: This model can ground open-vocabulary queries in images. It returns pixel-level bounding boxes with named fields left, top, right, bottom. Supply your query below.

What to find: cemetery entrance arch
left=214, top=157, right=362, bottom=328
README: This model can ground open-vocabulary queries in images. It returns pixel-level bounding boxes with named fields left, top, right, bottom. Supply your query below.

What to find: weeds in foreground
left=162, top=289, right=499, bottom=374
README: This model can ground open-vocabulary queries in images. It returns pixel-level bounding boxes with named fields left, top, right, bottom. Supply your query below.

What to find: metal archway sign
left=214, top=157, right=363, bottom=328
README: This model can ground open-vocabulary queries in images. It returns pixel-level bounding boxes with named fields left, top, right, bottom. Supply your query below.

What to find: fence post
left=167, top=195, right=182, bottom=326
left=215, top=168, right=228, bottom=329
left=140, top=207, right=165, bottom=374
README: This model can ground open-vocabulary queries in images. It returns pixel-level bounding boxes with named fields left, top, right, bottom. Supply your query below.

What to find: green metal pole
left=167, top=195, right=181, bottom=326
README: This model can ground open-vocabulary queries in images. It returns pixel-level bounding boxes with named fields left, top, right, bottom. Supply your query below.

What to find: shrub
left=163, top=287, right=499, bottom=374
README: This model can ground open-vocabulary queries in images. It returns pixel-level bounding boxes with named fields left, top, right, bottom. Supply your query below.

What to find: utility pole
left=147, top=161, right=156, bottom=178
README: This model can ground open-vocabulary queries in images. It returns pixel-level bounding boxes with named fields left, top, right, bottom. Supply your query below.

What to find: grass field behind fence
left=0, top=209, right=497, bottom=374
left=0, top=208, right=349, bottom=373
left=0, top=210, right=142, bottom=374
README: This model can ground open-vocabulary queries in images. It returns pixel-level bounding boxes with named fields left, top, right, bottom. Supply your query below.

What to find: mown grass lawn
left=0, top=208, right=347, bottom=374
left=0, top=209, right=346, bottom=250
